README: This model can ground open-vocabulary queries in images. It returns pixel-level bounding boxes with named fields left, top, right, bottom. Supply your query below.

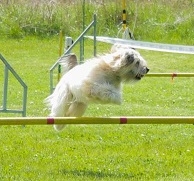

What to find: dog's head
left=111, top=44, right=149, bottom=82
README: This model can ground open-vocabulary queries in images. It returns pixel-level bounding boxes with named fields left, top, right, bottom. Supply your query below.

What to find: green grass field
left=0, top=36, right=194, bottom=180
left=0, top=0, right=194, bottom=180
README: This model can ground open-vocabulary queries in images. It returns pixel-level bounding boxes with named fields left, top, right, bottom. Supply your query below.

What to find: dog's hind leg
left=54, top=102, right=87, bottom=131
left=66, top=102, right=88, bottom=117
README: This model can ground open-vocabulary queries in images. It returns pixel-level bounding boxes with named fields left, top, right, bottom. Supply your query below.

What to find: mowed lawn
left=0, top=37, right=194, bottom=180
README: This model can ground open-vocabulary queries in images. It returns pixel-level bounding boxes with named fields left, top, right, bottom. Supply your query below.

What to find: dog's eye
left=126, top=54, right=134, bottom=64
left=135, top=61, right=140, bottom=66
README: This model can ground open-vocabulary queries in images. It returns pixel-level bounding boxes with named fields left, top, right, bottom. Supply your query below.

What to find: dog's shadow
left=61, top=169, right=135, bottom=179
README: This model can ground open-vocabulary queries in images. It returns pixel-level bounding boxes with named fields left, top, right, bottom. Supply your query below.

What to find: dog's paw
left=54, top=124, right=66, bottom=131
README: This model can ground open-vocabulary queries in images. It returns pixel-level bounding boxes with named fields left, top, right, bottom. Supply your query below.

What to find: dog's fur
left=45, top=44, right=149, bottom=131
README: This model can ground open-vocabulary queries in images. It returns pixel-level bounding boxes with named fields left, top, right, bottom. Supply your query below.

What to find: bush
left=0, top=0, right=193, bottom=44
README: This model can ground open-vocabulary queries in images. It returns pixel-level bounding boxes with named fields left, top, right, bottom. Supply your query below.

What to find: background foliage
left=0, top=0, right=194, bottom=44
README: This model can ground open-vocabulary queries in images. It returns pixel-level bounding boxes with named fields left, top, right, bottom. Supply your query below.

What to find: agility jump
left=0, top=117, right=194, bottom=125
left=146, top=73, right=194, bottom=78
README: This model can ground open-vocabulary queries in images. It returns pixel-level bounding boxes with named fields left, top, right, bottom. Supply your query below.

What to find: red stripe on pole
left=120, top=117, right=127, bottom=124
left=47, top=118, right=54, bottom=124
left=172, top=73, right=177, bottom=81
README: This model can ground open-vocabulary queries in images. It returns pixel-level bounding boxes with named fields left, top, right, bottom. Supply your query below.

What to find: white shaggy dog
left=45, top=44, right=149, bottom=131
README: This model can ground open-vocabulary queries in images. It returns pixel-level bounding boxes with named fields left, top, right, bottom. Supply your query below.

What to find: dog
left=45, top=44, right=149, bottom=131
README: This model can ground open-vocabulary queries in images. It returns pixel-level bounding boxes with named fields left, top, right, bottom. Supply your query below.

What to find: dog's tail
left=45, top=53, right=78, bottom=131
left=44, top=83, right=73, bottom=131
left=59, top=53, right=78, bottom=75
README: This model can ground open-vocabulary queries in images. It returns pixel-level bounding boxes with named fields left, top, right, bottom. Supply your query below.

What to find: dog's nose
left=141, top=67, right=149, bottom=74
left=146, top=67, right=149, bottom=73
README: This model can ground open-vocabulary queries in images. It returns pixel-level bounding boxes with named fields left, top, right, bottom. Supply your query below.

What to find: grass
left=0, top=36, right=194, bottom=180
left=0, top=0, right=194, bottom=180
left=1, top=125, right=194, bottom=180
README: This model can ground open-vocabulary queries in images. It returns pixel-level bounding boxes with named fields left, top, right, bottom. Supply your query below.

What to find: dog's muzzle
left=136, top=67, right=149, bottom=80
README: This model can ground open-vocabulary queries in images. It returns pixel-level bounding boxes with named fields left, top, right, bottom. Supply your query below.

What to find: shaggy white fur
left=45, top=44, right=149, bottom=131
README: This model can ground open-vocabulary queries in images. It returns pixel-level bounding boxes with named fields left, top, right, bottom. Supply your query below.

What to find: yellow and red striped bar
left=146, top=73, right=194, bottom=77
left=0, top=117, right=193, bottom=125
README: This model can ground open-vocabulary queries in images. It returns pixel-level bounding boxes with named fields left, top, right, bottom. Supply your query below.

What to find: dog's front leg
left=91, top=83, right=122, bottom=105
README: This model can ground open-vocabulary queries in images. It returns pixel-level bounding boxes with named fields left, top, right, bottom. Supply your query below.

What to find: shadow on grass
left=62, top=169, right=139, bottom=179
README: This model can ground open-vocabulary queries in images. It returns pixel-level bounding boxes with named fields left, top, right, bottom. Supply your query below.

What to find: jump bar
left=0, top=117, right=194, bottom=125
left=146, top=73, right=194, bottom=77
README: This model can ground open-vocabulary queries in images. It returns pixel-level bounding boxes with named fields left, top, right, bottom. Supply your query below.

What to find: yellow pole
left=0, top=117, right=194, bottom=125
left=146, top=73, right=194, bottom=77
left=122, top=0, right=127, bottom=30
left=58, top=30, right=63, bottom=81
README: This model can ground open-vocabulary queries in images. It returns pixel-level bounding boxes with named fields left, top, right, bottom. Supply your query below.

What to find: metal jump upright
left=0, top=54, right=27, bottom=117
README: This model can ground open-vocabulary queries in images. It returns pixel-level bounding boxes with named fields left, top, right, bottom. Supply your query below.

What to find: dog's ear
left=67, top=54, right=78, bottom=69
left=59, top=53, right=78, bottom=74
left=126, top=54, right=134, bottom=64
left=112, top=51, right=121, bottom=60
left=111, top=44, right=119, bottom=53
